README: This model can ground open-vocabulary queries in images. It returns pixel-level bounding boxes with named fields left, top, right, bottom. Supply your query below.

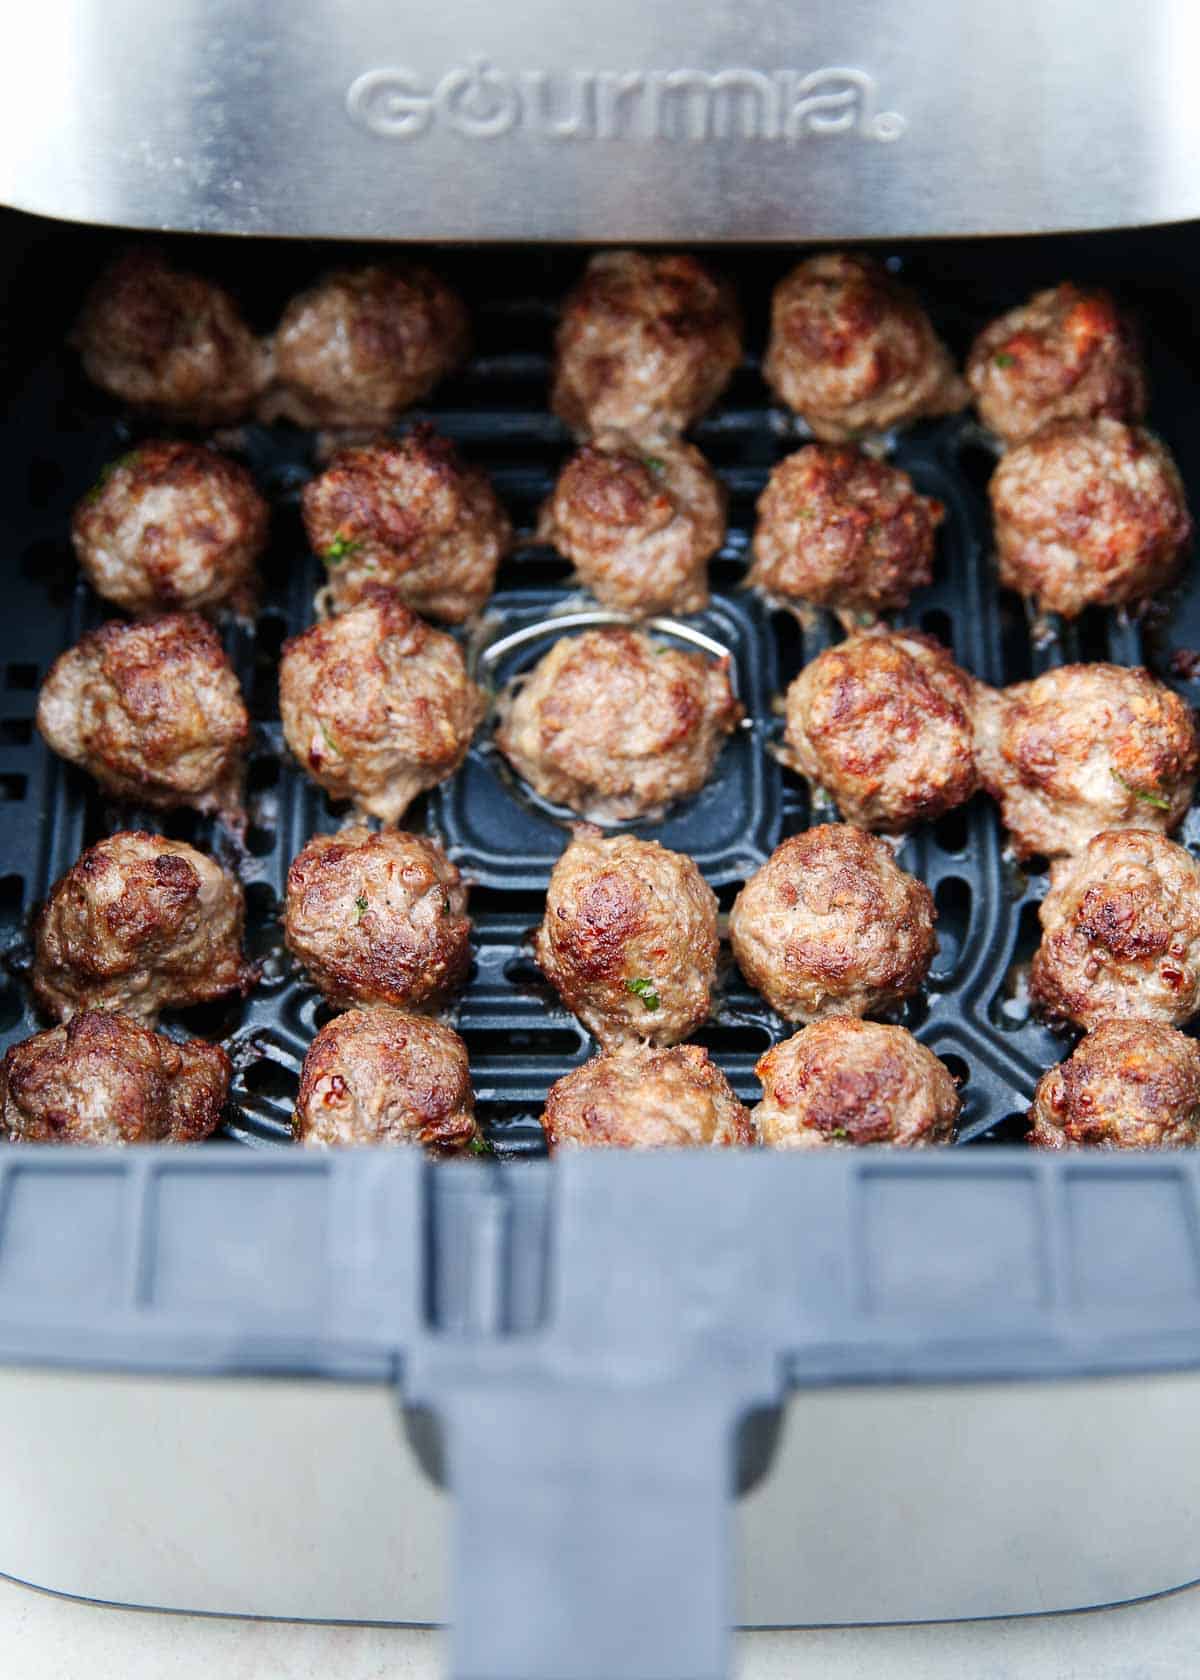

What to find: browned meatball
left=0, top=1011, right=230, bottom=1145
left=284, top=827, right=469, bottom=1012
left=540, top=1043, right=755, bottom=1151
left=1029, top=1021, right=1200, bottom=1150
left=301, top=426, right=511, bottom=623
left=754, top=1018, right=959, bottom=1148
left=71, top=441, right=268, bottom=617
left=966, top=283, right=1147, bottom=445
left=551, top=251, right=742, bottom=440
left=780, top=629, right=978, bottom=833
left=1031, top=830, right=1200, bottom=1030
left=72, top=248, right=269, bottom=424
left=973, top=663, right=1200, bottom=860
left=32, top=831, right=253, bottom=1024
left=279, top=594, right=485, bottom=825
left=749, top=445, right=944, bottom=621
left=267, top=264, right=469, bottom=427
left=36, top=613, right=249, bottom=816
left=729, top=826, right=936, bottom=1023
left=537, top=433, right=725, bottom=617
left=534, top=827, right=718, bottom=1049
left=763, top=253, right=966, bottom=441
left=988, top=419, right=1191, bottom=619
left=293, top=1007, right=478, bottom=1153
left=495, top=627, right=743, bottom=821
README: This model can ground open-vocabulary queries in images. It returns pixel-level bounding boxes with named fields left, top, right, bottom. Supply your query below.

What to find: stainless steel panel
left=1, top=0, right=1197, bottom=240
left=3, top=1369, right=1200, bottom=1625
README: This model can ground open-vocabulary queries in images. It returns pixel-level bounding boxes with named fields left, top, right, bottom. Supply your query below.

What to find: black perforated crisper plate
left=2, top=214, right=1200, bottom=1159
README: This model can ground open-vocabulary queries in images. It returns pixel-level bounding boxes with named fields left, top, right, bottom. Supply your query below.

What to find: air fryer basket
left=5, top=213, right=1200, bottom=1680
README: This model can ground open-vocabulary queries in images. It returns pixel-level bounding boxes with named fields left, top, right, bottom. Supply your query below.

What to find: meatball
left=534, top=827, right=718, bottom=1049
left=972, top=663, right=1200, bottom=860
left=301, top=426, right=511, bottom=623
left=71, top=440, right=268, bottom=617
left=966, top=283, right=1147, bottom=445
left=267, top=264, right=469, bottom=427
left=537, top=433, right=725, bottom=617
left=32, top=831, right=253, bottom=1024
left=729, top=825, right=936, bottom=1023
left=753, top=1018, right=959, bottom=1148
left=284, top=827, right=469, bottom=1012
left=293, top=1007, right=478, bottom=1153
left=279, top=593, right=485, bottom=825
left=0, top=1011, right=230, bottom=1145
left=495, top=627, right=743, bottom=822
left=36, top=613, right=249, bottom=816
left=749, top=445, right=944, bottom=621
left=780, top=628, right=977, bottom=833
left=71, top=247, right=269, bottom=424
left=551, top=251, right=742, bottom=440
left=540, top=1043, right=754, bottom=1151
left=1030, top=829, right=1200, bottom=1030
left=988, top=419, right=1191, bottom=619
left=1029, top=1021, right=1200, bottom=1150
left=762, top=253, right=966, bottom=441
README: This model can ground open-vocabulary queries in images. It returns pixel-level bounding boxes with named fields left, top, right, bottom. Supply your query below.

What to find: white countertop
left=3, top=1574, right=1198, bottom=1679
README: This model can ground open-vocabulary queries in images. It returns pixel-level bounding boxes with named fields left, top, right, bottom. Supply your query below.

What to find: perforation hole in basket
left=26, top=457, right=65, bottom=508
left=5, top=663, right=37, bottom=691
left=689, top=1017, right=774, bottom=1056
left=251, top=614, right=288, bottom=718
left=21, top=539, right=77, bottom=605
left=940, top=1051, right=970, bottom=1088
left=996, top=589, right=1035, bottom=684
left=464, top=1025, right=585, bottom=1059
left=975, top=1109, right=1034, bottom=1146
left=920, top=607, right=955, bottom=650
left=988, top=898, right=1044, bottom=1032
left=929, top=877, right=972, bottom=987
left=0, top=774, right=27, bottom=803
left=240, top=1054, right=301, bottom=1105
left=932, top=803, right=970, bottom=856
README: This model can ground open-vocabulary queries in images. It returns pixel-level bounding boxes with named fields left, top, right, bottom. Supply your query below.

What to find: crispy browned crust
left=754, top=1017, right=959, bottom=1148
left=749, top=444, right=943, bottom=617
left=781, top=628, right=977, bottom=833
left=72, top=248, right=269, bottom=424
left=284, top=827, right=470, bottom=1012
left=971, top=662, right=1200, bottom=860
left=33, top=831, right=255, bottom=1023
left=541, top=1042, right=756, bottom=1151
left=1028, top=1020, right=1200, bottom=1150
left=534, top=826, right=719, bottom=1049
left=0, top=1011, right=230, bottom=1145
left=763, top=253, right=967, bottom=441
left=267, top=264, right=469, bottom=427
left=293, top=1007, right=478, bottom=1153
left=988, top=419, right=1191, bottom=618
left=71, top=440, right=268, bottom=616
left=729, top=825, right=936, bottom=1023
left=538, top=432, right=725, bottom=617
left=495, top=627, right=743, bottom=821
left=278, top=592, right=486, bottom=825
left=966, top=283, right=1147, bottom=445
left=35, top=612, right=249, bottom=815
left=302, top=425, right=511, bottom=623
left=1031, top=829, right=1200, bottom=1030
left=551, top=251, right=742, bottom=440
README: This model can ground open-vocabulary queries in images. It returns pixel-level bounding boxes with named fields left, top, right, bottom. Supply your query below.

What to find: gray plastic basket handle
left=1, top=1147, right=1200, bottom=1679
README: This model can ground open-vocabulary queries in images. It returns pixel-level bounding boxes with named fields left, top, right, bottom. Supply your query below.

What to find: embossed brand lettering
left=346, top=61, right=906, bottom=143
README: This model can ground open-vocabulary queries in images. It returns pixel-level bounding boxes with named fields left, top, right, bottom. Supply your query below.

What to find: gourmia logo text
left=346, top=61, right=907, bottom=144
